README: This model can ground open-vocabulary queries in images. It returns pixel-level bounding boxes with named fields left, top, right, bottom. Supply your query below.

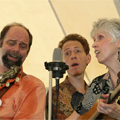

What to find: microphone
left=53, top=48, right=62, bottom=62
left=45, top=48, right=69, bottom=79
left=52, top=48, right=69, bottom=79
left=44, top=48, right=69, bottom=120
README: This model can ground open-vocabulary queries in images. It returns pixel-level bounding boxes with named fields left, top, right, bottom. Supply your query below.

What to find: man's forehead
left=63, top=41, right=83, bottom=50
left=4, top=26, right=29, bottom=43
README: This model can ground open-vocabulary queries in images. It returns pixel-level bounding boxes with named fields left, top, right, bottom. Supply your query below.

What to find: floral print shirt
left=46, top=76, right=86, bottom=120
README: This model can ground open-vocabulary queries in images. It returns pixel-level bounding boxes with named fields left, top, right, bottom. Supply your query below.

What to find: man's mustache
left=2, top=50, right=23, bottom=68
left=6, top=51, right=21, bottom=59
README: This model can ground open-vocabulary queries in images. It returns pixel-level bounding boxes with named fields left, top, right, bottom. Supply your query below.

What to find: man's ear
left=86, top=54, right=91, bottom=65
left=117, top=37, right=120, bottom=48
left=0, top=40, right=2, bottom=47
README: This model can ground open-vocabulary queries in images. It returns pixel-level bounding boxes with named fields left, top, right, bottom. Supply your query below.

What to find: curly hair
left=58, top=33, right=90, bottom=55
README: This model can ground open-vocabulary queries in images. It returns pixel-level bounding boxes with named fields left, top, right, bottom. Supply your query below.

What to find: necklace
left=0, top=65, right=21, bottom=89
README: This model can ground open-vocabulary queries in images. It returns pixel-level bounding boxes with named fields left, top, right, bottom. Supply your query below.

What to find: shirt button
left=0, top=99, right=2, bottom=106
left=6, top=82, right=10, bottom=87
left=15, top=77, right=20, bottom=82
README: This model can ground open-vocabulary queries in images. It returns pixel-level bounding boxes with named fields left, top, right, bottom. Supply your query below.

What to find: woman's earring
left=118, top=49, right=120, bottom=62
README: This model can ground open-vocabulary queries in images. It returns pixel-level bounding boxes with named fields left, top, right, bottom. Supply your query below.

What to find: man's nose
left=71, top=52, right=77, bottom=59
left=13, top=44, right=20, bottom=52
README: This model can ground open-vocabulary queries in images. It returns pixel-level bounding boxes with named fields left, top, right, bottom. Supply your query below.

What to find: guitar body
left=78, top=114, right=114, bottom=120
left=96, top=114, right=114, bottom=120
left=78, top=100, right=114, bottom=120
left=78, top=99, right=99, bottom=120
left=78, top=87, right=120, bottom=120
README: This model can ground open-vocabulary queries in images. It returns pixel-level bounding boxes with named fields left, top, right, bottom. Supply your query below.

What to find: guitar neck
left=107, top=85, right=120, bottom=103
left=78, top=84, right=120, bottom=120
left=89, top=111, right=100, bottom=120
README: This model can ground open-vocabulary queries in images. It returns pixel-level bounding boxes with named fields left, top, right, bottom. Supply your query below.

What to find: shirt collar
left=14, top=66, right=23, bottom=86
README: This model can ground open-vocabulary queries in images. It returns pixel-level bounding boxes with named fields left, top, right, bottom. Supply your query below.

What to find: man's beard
left=2, top=51, right=23, bottom=69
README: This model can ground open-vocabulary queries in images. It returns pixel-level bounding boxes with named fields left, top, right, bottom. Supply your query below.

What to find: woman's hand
left=97, top=94, right=120, bottom=120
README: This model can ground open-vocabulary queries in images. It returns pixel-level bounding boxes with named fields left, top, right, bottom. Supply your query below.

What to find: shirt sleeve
left=45, top=90, right=67, bottom=120
left=71, top=91, right=84, bottom=110
left=13, top=83, right=46, bottom=120
left=74, top=74, right=106, bottom=115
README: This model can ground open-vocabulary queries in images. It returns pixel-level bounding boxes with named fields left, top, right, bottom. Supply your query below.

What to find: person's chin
left=71, top=71, right=80, bottom=76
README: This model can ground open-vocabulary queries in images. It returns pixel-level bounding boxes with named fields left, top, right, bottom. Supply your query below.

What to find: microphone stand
left=48, top=71, right=52, bottom=120
left=45, top=62, right=69, bottom=120
left=54, top=77, right=60, bottom=119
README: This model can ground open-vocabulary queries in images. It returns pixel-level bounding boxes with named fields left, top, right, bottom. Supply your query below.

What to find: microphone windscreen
left=52, top=48, right=63, bottom=62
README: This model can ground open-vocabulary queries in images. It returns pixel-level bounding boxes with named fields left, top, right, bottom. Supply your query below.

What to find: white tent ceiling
left=0, top=0, right=119, bottom=88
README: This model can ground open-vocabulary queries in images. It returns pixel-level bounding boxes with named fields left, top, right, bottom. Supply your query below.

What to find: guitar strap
left=0, top=72, right=26, bottom=98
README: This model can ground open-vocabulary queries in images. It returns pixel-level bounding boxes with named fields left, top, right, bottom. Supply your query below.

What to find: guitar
left=78, top=81, right=120, bottom=120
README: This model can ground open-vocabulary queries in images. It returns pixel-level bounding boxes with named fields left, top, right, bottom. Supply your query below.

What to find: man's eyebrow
left=74, top=46, right=80, bottom=48
left=7, top=40, right=17, bottom=43
left=7, top=39, right=17, bottom=41
left=64, top=46, right=79, bottom=50
left=20, top=42, right=28, bottom=48
left=7, top=40, right=28, bottom=46
left=20, top=42, right=27, bottom=44
left=63, top=48, right=70, bottom=52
